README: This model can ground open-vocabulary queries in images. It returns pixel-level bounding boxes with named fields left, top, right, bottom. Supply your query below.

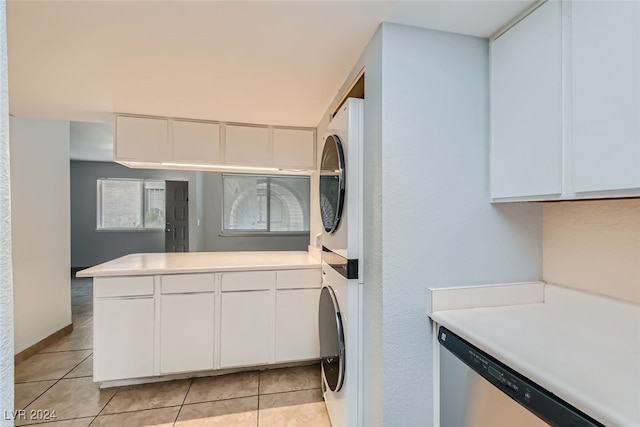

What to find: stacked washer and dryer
left=318, top=98, right=364, bottom=427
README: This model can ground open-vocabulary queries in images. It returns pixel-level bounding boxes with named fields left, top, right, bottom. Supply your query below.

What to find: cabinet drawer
left=94, top=276, right=154, bottom=298
left=221, top=271, right=275, bottom=292
left=276, top=269, right=321, bottom=290
left=161, top=274, right=215, bottom=294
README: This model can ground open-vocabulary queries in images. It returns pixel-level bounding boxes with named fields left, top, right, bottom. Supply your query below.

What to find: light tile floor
left=14, top=277, right=332, bottom=427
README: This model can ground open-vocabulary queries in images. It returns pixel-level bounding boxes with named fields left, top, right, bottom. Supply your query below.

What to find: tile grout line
left=172, top=378, right=194, bottom=426
left=91, top=384, right=121, bottom=425
left=14, top=280, right=94, bottom=419
left=256, top=371, right=261, bottom=427
left=259, top=386, right=323, bottom=397
left=16, top=380, right=58, bottom=414
left=15, top=353, right=92, bottom=425
left=89, top=406, right=184, bottom=426
left=38, top=347, right=93, bottom=355
left=63, top=352, right=93, bottom=378
left=14, top=349, right=93, bottom=385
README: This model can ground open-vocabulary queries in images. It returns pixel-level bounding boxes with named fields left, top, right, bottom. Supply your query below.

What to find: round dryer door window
left=319, top=134, right=346, bottom=234
left=318, top=286, right=345, bottom=392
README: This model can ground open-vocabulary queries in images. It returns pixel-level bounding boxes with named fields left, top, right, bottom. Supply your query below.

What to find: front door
left=165, top=181, right=189, bottom=252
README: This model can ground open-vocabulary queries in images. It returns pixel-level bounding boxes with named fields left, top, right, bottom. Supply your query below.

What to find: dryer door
left=319, top=286, right=345, bottom=392
left=319, top=134, right=345, bottom=234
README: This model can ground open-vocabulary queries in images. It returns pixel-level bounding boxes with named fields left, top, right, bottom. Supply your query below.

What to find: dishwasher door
left=438, top=327, right=603, bottom=427
left=440, top=343, right=548, bottom=427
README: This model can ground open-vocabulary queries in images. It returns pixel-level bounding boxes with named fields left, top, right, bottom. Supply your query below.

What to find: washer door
left=318, top=286, right=345, bottom=392
left=319, top=134, right=346, bottom=234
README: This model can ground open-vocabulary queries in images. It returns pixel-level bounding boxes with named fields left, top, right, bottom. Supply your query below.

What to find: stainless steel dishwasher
left=438, top=327, right=604, bottom=427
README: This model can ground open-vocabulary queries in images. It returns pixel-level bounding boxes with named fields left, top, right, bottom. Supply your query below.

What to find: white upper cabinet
left=115, top=116, right=169, bottom=162
left=490, top=0, right=640, bottom=201
left=571, top=0, right=640, bottom=194
left=224, top=125, right=270, bottom=166
left=171, top=120, right=220, bottom=164
left=114, top=116, right=315, bottom=172
left=273, top=128, right=315, bottom=169
left=491, top=0, right=563, bottom=200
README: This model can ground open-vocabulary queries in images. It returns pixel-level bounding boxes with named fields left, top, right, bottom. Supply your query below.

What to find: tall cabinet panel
left=275, top=289, right=320, bottom=362
left=94, top=297, right=155, bottom=381
left=160, top=293, right=215, bottom=374
left=219, top=291, right=272, bottom=368
left=490, top=0, right=563, bottom=200
left=219, top=271, right=275, bottom=368
left=571, top=0, right=640, bottom=193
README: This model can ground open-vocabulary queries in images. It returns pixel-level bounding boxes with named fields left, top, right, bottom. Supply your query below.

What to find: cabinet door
left=171, top=120, right=220, bottom=164
left=94, top=297, right=154, bottom=381
left=275, top=288, right=320, bottom=362
left=220, top=291, right=272, bottom=368
left=273, top=128, right=315, bottom=169
left=225, top=125, right=270, bottom=166
left=160, top=293, right=214, bottom=374
left=572, top=0, right=640, bottom=193
left=115, top=116, right=168, bottom=162
left=490, top=1, right=563, bottom=200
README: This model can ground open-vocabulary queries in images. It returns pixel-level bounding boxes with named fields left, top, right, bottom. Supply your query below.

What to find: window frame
left=220, top=173, right=310, bottom=237
left=96, top=178, right=166, bottom=232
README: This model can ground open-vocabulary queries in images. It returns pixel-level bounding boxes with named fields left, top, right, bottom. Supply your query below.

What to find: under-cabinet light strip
left=161, top=162, right=281, bottom=172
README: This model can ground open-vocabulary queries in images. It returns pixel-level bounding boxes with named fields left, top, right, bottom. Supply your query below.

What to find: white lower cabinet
left=275, top=288, right=320, bottom=362
left=160, top=293, right=214, bottom=374
left=220, top=290, right=273, bottom=368
left=93, top=268, right=320, bottom=382
left=94, top=297, right=155, bottom=381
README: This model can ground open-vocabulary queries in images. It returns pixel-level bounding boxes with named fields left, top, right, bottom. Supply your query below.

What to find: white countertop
left=429, top=283, right=640, bottom=427
left=77, top=251, right=320, bottom=277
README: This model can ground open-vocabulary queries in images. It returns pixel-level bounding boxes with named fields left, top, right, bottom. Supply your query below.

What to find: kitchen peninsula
left=77, top=251, right=321, bottom=385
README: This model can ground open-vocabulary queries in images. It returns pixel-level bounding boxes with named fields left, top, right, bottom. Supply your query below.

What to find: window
left=222, top=174, right=310, bottom=234
left=97, top=179, right=166, bottom=230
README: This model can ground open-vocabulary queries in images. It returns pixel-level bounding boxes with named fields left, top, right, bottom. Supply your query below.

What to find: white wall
left=543, top=199, right=640, bottom=303
left=11, top=117, right=72, bottom=354
left=0, top=0, right=14, bottom=420
left=318, top=23, right=544, bottom=425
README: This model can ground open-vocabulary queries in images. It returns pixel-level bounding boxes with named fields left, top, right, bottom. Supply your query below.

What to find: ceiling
left=8, top=0, right=535, bottom=161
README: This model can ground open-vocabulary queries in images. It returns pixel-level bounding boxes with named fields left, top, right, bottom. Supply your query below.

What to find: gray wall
left=71, top=161, right=309, bottom=267
left=318, top=23, right=544, bottom=425
left=70, top=161, right=202, bottom=267
left=201, top=173, right=309, bottom=252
